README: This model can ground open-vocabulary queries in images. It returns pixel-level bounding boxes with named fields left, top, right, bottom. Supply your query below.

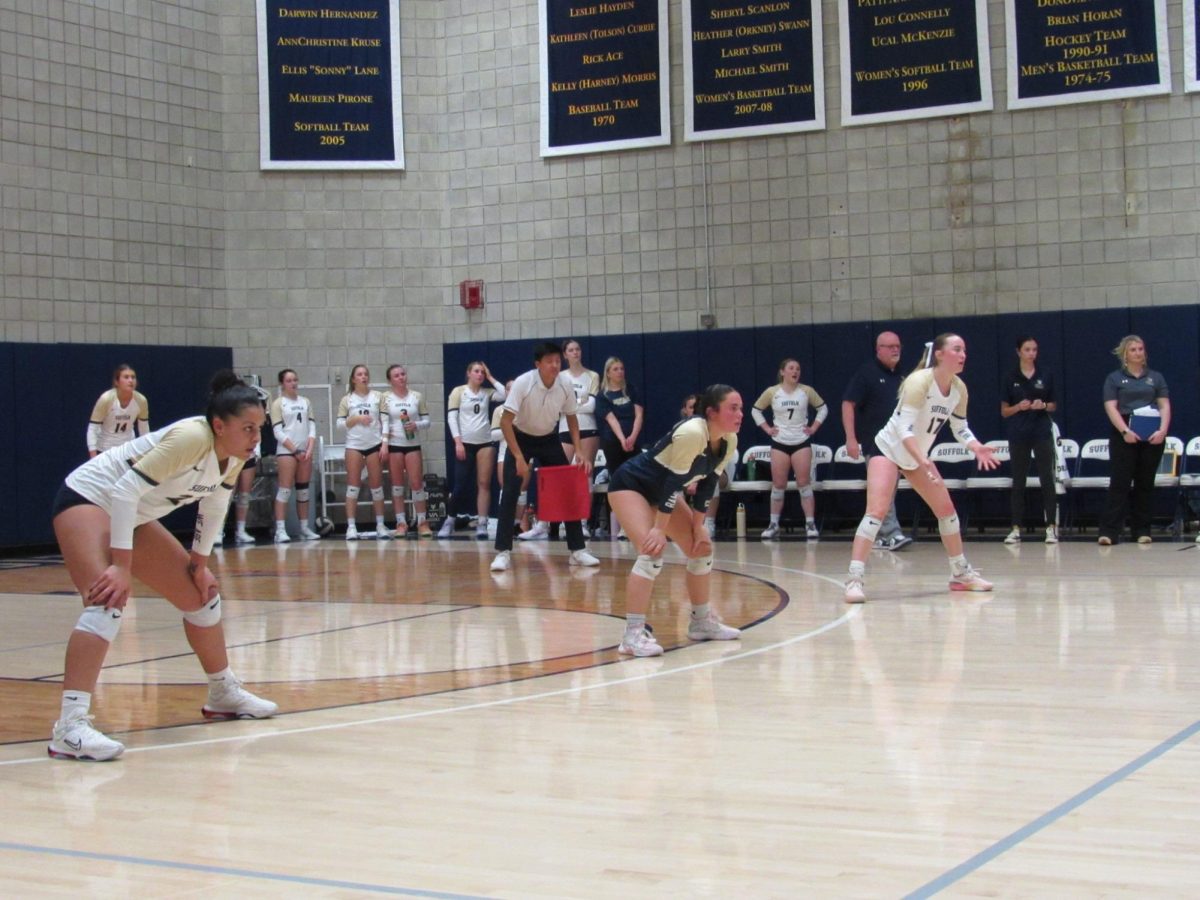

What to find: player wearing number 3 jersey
left=842, top=334, right=999, bottom=605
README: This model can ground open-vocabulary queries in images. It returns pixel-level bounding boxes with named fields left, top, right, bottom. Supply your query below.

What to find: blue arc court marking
left=0, top=840, right=492, bottom=899
left=905, top=717, right=1200, bottom=898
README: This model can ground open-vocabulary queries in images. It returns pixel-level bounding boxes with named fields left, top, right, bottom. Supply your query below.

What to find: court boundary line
left=904, top=717, right=1200, bottom=898
left=0, top=564, right=850, bottom=766
left=0, top=840, right=491, bottom=899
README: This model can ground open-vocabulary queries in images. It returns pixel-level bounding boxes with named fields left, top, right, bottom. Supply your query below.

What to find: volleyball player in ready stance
left=382, top=364, right=433, bottom=537
left=271, top=369, right=321, bottom=542
left=48, top=372, right=278, bottom=761
left=843, top=334, right=999, bottom=604
left=336, top=365, right=388, bottom=540
left=87, top=364, right=149, bottom=457
left=606, top=384, right=744, bottom=657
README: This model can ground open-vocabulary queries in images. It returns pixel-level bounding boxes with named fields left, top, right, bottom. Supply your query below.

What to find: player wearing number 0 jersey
left=87, top=365, right=150, bottom=456
left=49, top=372, right=277, bottom=762
left=442, top=362, right=506, bottom=538
left=843, top=335, right=998, bottom=605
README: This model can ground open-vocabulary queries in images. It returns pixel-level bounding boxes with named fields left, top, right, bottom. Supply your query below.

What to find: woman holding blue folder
left=1099, top=335, right=1171, bottom=545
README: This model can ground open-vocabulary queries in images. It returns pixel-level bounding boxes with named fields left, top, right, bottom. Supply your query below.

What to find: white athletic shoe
left=234, top=530, right=255, bottom=545
left=950, top=567, right=993, bottom=592
left=761, top=522, right=780, bottom=540
left=476, top=524, right=489, bottom=540
left=1045, top=525, right=1059, bottom=545
left=345, top=524, right=359, bottom=541
left=437, top=518, right=454, bottom=538
left=48, top=715, right=125, bottom=762
left=202, top=678, right=279, bottom=720
left=844, top=578, right=866, bottom=604
left=805, top=522, right=819, bottom=541
left=376, top=528, right=391, bottom=541
left=687, top=611, right=741, bottom=642
left=569, top=549, right=600, bottom=567
left=518, top=520, right=550, bottom=541
left=1004, top=528, right=1021, bottom=544
left=299, top=525, right=322, bottom=541
left=490, top=550, right=511, bottom=572
left=274, top=528, right=291, bottom=544
left=619, top=627, right=664, bottom=657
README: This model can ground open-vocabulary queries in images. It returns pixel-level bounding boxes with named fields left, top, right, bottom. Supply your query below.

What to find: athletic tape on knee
left=856, top=515, right=883, bottom=542
left=275, top=487, right=292, bottom=504
left=344, top=484, right=360, bottom=500
left=411, top=489, right=427, bottom=503
left=631, top=554, right=663, bottom=581
left=183, top=593, right=222, bottom=628
left=74, top=604, right=123, bottom=642
left=799, top=485, right=814, bottom=501
left=770, top=488, right=786, bottom=504
left=370, top=486, right=385, bottom=502
left=938, top=513, right=960, bottom=537
left=686, top=553, right=714, bottom=576
left=295, top=486, right=310, bottom=503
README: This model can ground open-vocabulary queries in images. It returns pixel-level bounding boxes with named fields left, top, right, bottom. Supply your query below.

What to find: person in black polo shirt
left=841, top=331, right=911, bottom=550
left=1001, top=336, right=1059, bottom=544
left=1099, top=335, right=1171, bottom=545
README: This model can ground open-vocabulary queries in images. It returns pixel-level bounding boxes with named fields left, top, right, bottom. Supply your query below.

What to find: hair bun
left=209, top=369, right=245, bottom=397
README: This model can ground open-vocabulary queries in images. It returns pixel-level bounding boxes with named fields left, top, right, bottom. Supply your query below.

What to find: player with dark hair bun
left=46, top=370, right=278, bottom=761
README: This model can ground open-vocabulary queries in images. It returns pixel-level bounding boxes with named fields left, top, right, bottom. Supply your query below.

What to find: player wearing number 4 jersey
left=270, top=369, right=321, bottom=542
left=842, top=334, right=999, bottom=604
left=48, top=371, right=278, bottom=762
left=87, top=364, right=150, bottom=457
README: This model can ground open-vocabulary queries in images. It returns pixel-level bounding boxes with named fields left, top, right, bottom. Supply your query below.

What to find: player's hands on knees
left=692, top=525, right=712, bottom=557
left=190, top=563, right=219, bottom=602
left=88, top=565, right=131, bottom=611
left=641, top=526, right=667, bottom=556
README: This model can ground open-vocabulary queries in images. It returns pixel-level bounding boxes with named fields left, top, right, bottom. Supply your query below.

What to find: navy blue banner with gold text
left=838, top=0, right=992, bottom=127
left=540, top=0, right=670, bottom=157
left=1005, top=0, right=1169, bottom=110
left=683, top=0, right=824, bottom=141
left=256, top=0, right=403, bottom=170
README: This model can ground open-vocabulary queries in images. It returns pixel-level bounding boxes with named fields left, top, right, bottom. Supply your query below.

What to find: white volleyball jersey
left=557, top=368, right=599, bottom=433
left=382, top=390, right=429, bottom=447
left=336, top=390, right=385, bottom=451
left=752, top=383, right=825, bottom=446
left=88, top=389, right=150, bottom=452
left=875, top=368, right=974, bottom=468
left=448, top=384, right=504, bottom=444
left=66, top=416, right=244, bottom=554
left=270, top=394, right=316, bottom=453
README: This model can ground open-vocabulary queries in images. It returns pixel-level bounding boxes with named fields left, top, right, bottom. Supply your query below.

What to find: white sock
left=770, top=514, right=781, bottom=525
left=949, top=554, right=969, bottom=576
left=376, top=517, right=386, bottom=530
left=61, top=690, right=91, bottom=722
left=848, top=560, right=866, bottom=579
left=690, top=603, right=710, bottom=620
left=625, top=613, right=647, bottom=633
left=206, top=667, right=235, bottom=690
left=416, top=512, right=426, bottom=523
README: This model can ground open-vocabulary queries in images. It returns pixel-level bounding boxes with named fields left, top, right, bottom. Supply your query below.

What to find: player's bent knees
left=182, top=593, right=222, bottom=628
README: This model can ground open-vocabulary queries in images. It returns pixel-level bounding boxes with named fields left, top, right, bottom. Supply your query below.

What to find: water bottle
left=735, top=503, right=747, bottom=539
left=400, top=409, right=415, bottom=440
left=746, top=459, right=757, bottom=481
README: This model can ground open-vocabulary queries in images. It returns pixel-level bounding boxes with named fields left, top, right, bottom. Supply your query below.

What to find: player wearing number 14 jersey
left=87, top=364, right=150, bottom=457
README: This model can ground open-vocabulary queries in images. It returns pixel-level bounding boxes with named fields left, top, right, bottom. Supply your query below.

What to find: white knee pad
left=275, top=486, right=292, bottom=504
left=799, top=485, right=814, bottom=501
left=370, top=486, right=385, bottom=502
left=517, top=492, right=527, bottom=506
left=770, top=488, right=786, bottom=504
left=411, top=489, right=427, bottom=503
left=182, top=593, right=222, bottom=628
left=686, top=553, right=714, bottom=576
left=344, top=484, right=360, bottom=500
left=631, top=554, right=663, bottom=581
left=236, top=494, right=251, bottom=510
left=938, top=513, right=960, bottom=537
left=856, top=515, right=883, bottom=542
left=295, top=482, right=310, bottom=503
left=74, top=604, right=123, bottom=642
left=391, top=485, right=406, bottom=501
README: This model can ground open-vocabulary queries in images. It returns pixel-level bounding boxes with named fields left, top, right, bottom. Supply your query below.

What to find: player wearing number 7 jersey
left=842, top=333, right=999, bottom=604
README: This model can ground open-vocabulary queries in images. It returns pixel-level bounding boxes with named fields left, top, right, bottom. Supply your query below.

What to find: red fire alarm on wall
left=459, top=279, right=484, bottom=310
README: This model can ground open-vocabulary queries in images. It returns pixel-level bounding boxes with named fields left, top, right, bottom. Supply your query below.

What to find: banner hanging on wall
left=682, top=0, right=824, bottom=142
left=1182, top=0, right=1199, bottom=92
left=256, top=0, right=403, bottom=170
left=1005, top=0, right=1169, bottom=110
left=838, top=0, right=992, bottom=127
left=539, top=0, right=670, bottom=157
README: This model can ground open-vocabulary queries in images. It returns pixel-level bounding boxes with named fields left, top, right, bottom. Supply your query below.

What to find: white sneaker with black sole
left=48, top=715, right=125, bottom=762
left=1004, top=528, right=1021, bottom=544
left=202, top=679, right=278, bottom=720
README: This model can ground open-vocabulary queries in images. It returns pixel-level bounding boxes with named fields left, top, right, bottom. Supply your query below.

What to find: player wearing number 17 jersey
left=842, top=334, right=999, bottom=605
